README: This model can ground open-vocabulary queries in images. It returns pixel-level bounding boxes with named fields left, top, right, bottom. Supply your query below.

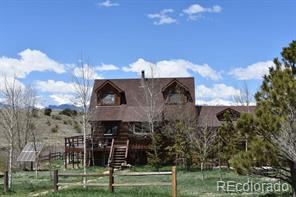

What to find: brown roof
left=90, top=77, right=196, bottom=122
left=196, top=105, right=256, bottom=127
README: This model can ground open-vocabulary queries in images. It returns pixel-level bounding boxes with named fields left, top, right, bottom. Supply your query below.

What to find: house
left=64, top=72, right=255, bottom=168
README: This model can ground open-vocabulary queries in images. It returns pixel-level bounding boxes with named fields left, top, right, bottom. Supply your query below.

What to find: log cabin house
left=64, top=71, right=255, bottom=168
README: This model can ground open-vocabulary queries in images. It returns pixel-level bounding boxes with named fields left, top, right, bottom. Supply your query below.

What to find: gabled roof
left=161, top=79, right=190, bottom=93
left=216, top=107, right=241, bottom=121
left=196, top=105, right=256, bottom=127
left=90, top=77, right=196, bottom=122
left=95, top=80, right=124, bottom=93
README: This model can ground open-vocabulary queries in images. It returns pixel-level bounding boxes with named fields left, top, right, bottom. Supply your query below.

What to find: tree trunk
left=201, top=162, right=204, bottom=181
left=8, top=137, right=13, bottom=189
left=83, top=115, right=87, bottom=188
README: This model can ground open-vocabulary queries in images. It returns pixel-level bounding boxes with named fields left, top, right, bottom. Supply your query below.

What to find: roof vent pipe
left=140, top=70, right=145, bottom=88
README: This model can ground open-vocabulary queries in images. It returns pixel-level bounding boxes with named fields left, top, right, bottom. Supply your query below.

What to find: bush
left=32, top=108, right=39, bottom=117
left=59, top=108, right=78, bottom=117
left=51, top=125, right=59, bottom=133
left=52, top=115, right=62, bottom=120
left=73, top=121, right=82, bottom=133
left=68, top=120, right=73, bottom=125
left=44, top=108, right=52, bottom=116
left=46, top=119, right=51, bottom=126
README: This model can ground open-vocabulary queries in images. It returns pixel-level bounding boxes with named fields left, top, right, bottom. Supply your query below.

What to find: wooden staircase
left=108, top=139, right=129, bottom=169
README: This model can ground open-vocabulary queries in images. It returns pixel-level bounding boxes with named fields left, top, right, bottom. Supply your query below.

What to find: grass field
left=0, top=164, right=292, bottom=197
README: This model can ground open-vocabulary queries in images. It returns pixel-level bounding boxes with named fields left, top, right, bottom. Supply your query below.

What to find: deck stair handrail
left=125, top=139, right=129, bottom=160
left=108, top=138, right=115, bottom=166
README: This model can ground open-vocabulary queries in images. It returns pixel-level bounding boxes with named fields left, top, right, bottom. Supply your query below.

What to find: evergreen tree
left=147, top=129, right=167, bottom=169
left=172, top=121, right=194, bottom=171
left=217, top=111, right=242, bottom=167
left=230, top=40, right=296, bottom=196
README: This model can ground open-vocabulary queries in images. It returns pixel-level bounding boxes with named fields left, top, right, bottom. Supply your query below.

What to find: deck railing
left=107, top=138, right=115, bottom=166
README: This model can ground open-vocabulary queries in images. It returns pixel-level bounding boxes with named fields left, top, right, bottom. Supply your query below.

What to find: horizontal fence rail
left=53, top=166, right=177, bottom=197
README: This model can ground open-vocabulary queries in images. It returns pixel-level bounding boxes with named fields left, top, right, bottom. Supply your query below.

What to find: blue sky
left=0, top=0, right=295, bottom=106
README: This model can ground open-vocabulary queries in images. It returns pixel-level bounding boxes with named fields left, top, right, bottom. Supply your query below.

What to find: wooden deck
left=64, top=134, right=150, bottom=167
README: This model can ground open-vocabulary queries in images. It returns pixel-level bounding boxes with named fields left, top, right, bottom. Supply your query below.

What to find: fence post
left=3, top=171, right=8, bottom=193
left=172, top=166, right=177, bottom=197
left=53, top=170, right=59, bottom=192
left=109, top=167, right=114, bottom=193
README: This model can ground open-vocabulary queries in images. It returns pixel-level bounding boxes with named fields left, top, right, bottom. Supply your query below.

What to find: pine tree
left=217, top=111, right=242, bottom=167
left=230, top=40, right=296, bottom=197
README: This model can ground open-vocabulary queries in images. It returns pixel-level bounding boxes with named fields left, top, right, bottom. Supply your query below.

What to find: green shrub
left=44, top=108, right=52, bottom=116
left=51, top=125, right=59, bottom=133
left=59, top=108, right=78, bottom=117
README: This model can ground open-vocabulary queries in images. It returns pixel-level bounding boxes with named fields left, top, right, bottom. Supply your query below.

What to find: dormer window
left=101, top=93, right=116, bottom=105
left=167, top=89, right=185, bottom=104
left=96, top=81, right=126, bottom=106
left=162, top=79, right=192, bottom=105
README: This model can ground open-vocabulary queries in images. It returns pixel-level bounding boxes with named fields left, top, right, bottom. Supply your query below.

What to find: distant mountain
left=47, top=104, right=81, bottom=111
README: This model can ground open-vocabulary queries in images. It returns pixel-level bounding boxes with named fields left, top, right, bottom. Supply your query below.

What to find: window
left=166, top=88, right=186, bottom=104
left=104, top=122, right=118, bottom=136
left=129, top=122, right=150, bottom=134
left=101, top=93, right=116, bottom=105
left=167, top=93, right=183, bottom=104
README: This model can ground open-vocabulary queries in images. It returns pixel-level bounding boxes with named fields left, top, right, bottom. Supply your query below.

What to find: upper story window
left=129, top=122, right=150, bottom=134
left=96, top=81, right=126, bottom=106
left=167, top=89, right=186, bottom=104
left=101, top=93, right=116, bottom=105
left=162, top=80, right=192, bottom=105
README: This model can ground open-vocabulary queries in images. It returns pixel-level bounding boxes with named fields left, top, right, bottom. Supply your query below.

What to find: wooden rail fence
left=53, top=166, right=177, bottom=197
left=0, top=171, right=9, bottom=193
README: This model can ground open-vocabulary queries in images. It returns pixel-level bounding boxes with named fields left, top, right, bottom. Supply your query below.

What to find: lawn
left=0, top=163, right=292, bottom=197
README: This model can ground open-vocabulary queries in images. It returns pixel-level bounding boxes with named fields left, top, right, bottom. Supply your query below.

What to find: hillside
left=0, top=109, right=84, bottom=151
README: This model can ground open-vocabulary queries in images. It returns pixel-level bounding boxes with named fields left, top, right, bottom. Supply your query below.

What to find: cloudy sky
left=0, top=0, right=295, bottom=107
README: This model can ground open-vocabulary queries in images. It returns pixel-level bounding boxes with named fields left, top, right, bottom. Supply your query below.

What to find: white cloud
left=196, top=84, right=240, bottom=99
left=50, top=94, right=75, bottom=105
left=97, top=0, right=119, bottom=8
left=196, top=98, right=237, bottom=106
left=229, top=60, right=275, bottom=80
left=96, top=63, right=119, bottom=71
left=123, top=58, right=220, bottom=80
left=0, top=49, right=66, bottom=78
left=148, top=9, right=177, bottom=25
left=73, top=65, right=103, bottom=79
left=182, top=4, right=222, bottom=20
left=35, top=80, right=76, bottom=94
left=0, top=77, right=25, bottom=95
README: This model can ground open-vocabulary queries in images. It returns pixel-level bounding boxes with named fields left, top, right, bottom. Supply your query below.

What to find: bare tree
left=233, top=81, right=254, bottom=151
left=234, top=81, right=253, bottom=111
left=0, top=76, right=23, bottom=189
left=192, top=116, right=217, bottom=180
left=72, top=60, right=94, bottom=187
left=140, top=68, right=163, bottom=134
left=137, top=68, right=165, bottom=168
left=23, top=87, right=40, bottom=178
